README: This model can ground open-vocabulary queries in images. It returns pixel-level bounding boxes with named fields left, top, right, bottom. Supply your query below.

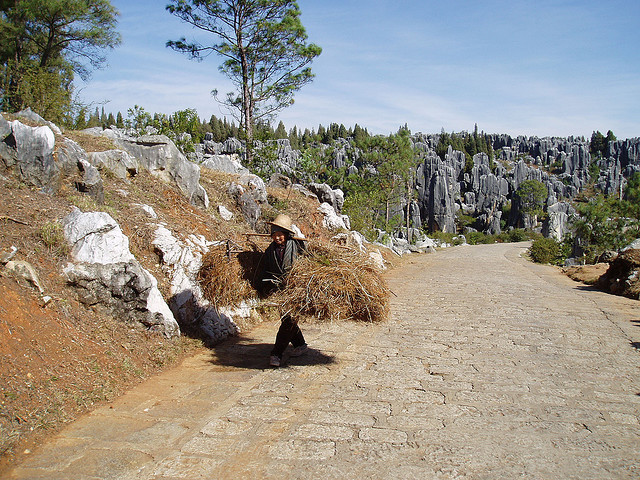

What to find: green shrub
left=497, top=228, right=532, bottom=243
left=428, top=230, right=456, bottom=244
left=456, top=213, right=475, bottom=230
left=528, top=237, right=560, bottom=264
left=466, top=231, right=493, bottom=245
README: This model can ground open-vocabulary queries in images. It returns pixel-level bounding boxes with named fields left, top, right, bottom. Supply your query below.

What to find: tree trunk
left=236, top=10, right=253, bottom=164
left=405, top=180, right=412, bottom=244
left=384, top=199, right=389, bottom=232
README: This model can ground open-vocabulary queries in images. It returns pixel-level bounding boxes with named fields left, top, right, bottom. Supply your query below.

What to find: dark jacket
left=261, top=238, right=305, bottom=293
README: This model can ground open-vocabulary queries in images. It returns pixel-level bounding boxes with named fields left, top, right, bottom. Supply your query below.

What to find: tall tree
left=590, top=130, right=606, bottom=158
left=166, top=0, right=321, bottom=162
left=363, top=129, right=418, bottom=232
left=0, top=0, right=121, bottom=122
left=516, top=179, right=547, bottom=217
left=274, top=120, right=287, bottom=139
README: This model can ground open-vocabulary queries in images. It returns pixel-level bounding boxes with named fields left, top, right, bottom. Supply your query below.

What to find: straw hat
left=267, top=214, right=305, bottom=240
left=267, top=214, right=295, bottom=234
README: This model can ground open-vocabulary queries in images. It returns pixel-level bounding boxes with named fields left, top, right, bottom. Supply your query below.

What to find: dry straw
left=272, top=242, right=390, bottom=323
left=198, top=240, right=390, bottom=323
left=197, top=241, right=263, bottom=308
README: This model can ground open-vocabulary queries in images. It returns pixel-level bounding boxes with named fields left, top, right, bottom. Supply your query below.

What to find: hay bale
left=198, top=242, right=263, bottom=307
left=272, top=242, right=390, bottom=323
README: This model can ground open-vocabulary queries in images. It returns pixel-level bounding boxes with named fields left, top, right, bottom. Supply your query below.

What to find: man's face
left=271, top=231, right=287, bottom=245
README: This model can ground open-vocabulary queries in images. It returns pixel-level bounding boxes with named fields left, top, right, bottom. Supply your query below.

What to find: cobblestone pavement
left=7, top=242, right=640, bottom=479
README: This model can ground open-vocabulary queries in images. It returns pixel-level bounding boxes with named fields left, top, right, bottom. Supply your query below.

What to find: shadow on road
left=573, top=284, right=601, bottom=293
left=206, top=334, right=336, bottom=370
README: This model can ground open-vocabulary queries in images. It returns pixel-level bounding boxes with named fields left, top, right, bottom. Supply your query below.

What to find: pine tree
left=74, top=107, right=87, bottom=130
left=590, top=131, right=606, bottom=158
left=167, top=0, right=321, bottom=163
left=0, top=0, right=120, bottom=123
left=86, top=107, right=100, bottom=128
left=289, top=126, right=300, bottom=149
left=274, top=120, right=287, bottom=139
left=317, top=124, right=326, bottom=143
left=302, top=128, right=313, bottom=147
left=353, top=124, right=368, bottom=147
left=210, top=115, right=224, bottom=142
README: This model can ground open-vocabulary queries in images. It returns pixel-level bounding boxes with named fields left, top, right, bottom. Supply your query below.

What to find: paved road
left=7, top=242, right=640, bottom=479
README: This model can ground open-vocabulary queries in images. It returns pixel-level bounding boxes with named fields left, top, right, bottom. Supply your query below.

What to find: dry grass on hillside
left=63, top=130, right=118, bottom=152
left=0, top=164, right=231, bottom=470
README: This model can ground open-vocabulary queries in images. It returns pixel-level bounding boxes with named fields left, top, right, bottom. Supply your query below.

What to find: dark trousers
left=271, top=314, right=305, bottom=358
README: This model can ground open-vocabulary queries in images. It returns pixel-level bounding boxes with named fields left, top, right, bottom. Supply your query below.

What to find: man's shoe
left=290, top=344, right=308, bottom=357
left=269, top=355, right=281, bottom=367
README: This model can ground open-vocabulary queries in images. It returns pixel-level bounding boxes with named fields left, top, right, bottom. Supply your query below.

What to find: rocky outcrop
left=226, top=173, right=267, bottom=228
left=14, top=107, right=62, bottom=135
left=596, top=248, right=640, bottom=299
left=308, top=183, right=344, bottom=213
left=103, top=132, right=209, bottom=208
left=542, top=202, right=576, bottom=242
left=88, top=149, right=139, bottom=180
left=416, top=149, right=461, bottom=233
left=410, top=134, right=627, bottom=236
left=1, top=116, right=59, bottom=193
left=318, top=202, right=350, bottom=231
left=152, top=225, right=250, bottom=344
left=1, top=115, right=207, bottom=208
left=201, top=154, right=249, bottom=175
left=62, top=208, right=180, bottom=338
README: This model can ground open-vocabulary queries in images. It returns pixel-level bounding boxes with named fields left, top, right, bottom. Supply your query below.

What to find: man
left=261, top=214, right=308, bottom=367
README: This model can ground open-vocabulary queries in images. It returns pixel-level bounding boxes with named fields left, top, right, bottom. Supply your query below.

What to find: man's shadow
left=208, top=334, right=336, bottom=370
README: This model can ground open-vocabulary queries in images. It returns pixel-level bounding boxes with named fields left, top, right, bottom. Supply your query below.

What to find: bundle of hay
left=272, top=242, right=390, bottom=323
left=197, top=241, right=263, bottom=308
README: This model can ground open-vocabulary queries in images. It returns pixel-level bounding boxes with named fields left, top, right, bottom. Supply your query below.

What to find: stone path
left=6, top=242, right=640, bottom=479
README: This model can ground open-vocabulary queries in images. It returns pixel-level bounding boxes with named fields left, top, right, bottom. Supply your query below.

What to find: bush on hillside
left=528, top=237, right=561, bottom=264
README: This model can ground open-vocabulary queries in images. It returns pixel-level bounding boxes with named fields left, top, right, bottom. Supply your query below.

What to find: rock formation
left=62, top=208, right=180, bottom=338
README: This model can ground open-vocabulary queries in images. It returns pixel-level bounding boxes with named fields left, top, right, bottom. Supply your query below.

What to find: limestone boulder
left=62, top=208, right=179, bottom=337
left=2, top=118, right=59, bottom=193
left=222, top=137, right=243, bottom=154
left=110, top=133, right=209, bottom=208
left=152, top=225, right=246, bottom=344
left=201, top=154, right=248, bottom=175
left=542, top=202, right=576, bottom=241
left=88, top=149, right=139, bottom=179
left=15, top=107, right=62, bottom=135
left=309, top=183, right=344, bottom=213
left=318, top=202, right=350, bottom=231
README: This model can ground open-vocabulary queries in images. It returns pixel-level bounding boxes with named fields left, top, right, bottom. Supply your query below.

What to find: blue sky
left=79, top=0, right=640, bottom=139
